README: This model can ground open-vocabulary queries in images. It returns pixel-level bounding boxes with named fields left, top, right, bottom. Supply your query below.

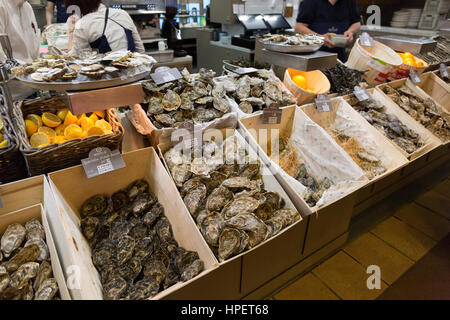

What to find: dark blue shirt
left=48, top=0, right=68, bottom=23
left=297, top=0, right=360, bottom=61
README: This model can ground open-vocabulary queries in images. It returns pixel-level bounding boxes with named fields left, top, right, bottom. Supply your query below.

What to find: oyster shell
left=238, top=101, right=253, bottom=114
left=194, top=81, right=208, bottom=97
left=0, top=269, right=10, bottom=295
left=222, top=196, right=260, bottom=219
left=34, top=260, right=52, bottom=291
left=265, top=209, right=300, bottom=237
left=143, top=203, right=163, bottom=227
left=206, top=186, right=233, bottom=213
left=127, top=179, right=150, bottom=199
left=218, top=228, right=243, bottom=261
left=213, top=98, right=230, bottom=113
left=171, top=164, right=192, bottom=187
left=184, top=184, right=207, bottom=218
left=222, top=177, right=259, bottom=191
left=2, top=244, right=40, bottom=273
left=103, top=277, right=128, bottom=300
left=80, top=194, right=108, bottom=217
left=180, top=259, right=203, bottom=282
left=1, top=223, right=26, bottom=258
left=117, top=235, right=135, bottom=266
left=143, top=251, right=168, bottom=284
left=10, top=262, right=39, bottom=289
left=196, top=96, right=214, bottom=104
left=147, top=96, right=165, bottom=115
left=225, top=213, right=267, bottom=248
left=34, top=278, right=58, bottom=300
left=163, top=90, right=181, bottom=112
left=128, top=278, right=160, bottom=300
left=24, top=239, right=49, bottom=261
left=200, top=213, right=225, bottom=247
left=236, top=76, right=251, bottom=100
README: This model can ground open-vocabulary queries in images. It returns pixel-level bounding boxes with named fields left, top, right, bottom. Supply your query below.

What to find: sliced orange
left=25, top=119, right=38, bottom=137
left=53, top=135, right=67, bottom=144
left=64, top=124, right=83, bottom=140
left=26, top=114, right=43, bottom=128
left=87, top=126, right=105, bottom=137
left=38, top=126, right=56, bottom=138
left=57, top=108, right=70, bottom=121
left=55, top=124, right=67, bottom=136
left=64, top=111, right=78, bottom=126
left=94, top=110, right=106, bottom=118
left=30, top=132, right=50, bottom=148
left=76, top=114, right=87, bottom=125
left=42, top=112, right=62, bottom=128
left=88, top=113, right=99, bottom=123
left=95, top=119, right=112, bottom=132
left=80, top=117, right=94, bottom=131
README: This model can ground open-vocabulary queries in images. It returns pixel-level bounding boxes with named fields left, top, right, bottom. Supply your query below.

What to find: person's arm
left=344, top=22, right=360, bottom=44
left=46, top=1, right=55, bottom=27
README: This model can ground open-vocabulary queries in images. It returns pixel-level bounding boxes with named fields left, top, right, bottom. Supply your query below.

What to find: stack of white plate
left=407, top=9, right=423, bottom=28
left=390, top=10, right=410, bottom=28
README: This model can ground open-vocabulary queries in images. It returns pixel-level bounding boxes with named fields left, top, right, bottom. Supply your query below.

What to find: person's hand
left=344, top=30, right=354, bottom=45
left=323, top=33, right=335, bottom=48
left=67, top=14, right=80, bottom=33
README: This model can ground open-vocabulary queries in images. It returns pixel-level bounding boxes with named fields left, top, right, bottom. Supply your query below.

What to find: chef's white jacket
left=71, top=4, right=145, bottom=55
left=0, top=0, right=40, bottom=64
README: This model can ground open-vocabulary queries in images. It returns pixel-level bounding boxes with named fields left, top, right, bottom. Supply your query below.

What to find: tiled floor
left=272, top=176, right=450, bottom=300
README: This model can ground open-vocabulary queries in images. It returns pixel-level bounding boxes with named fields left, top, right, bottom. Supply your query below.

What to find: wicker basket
left=13, top=96, right=124, bottom=176
left=0, top=97, right=28, bottom=184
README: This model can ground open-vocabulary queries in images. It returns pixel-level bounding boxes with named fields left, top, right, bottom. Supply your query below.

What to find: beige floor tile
left=312, top=251, right=387, bottom=300
left=344, top=233, right=414, bottom=285
left=274, top=273, right=339, bottom=300
left=414, top=190, right=450, bottom=219
left=395, top=203, right=450, bottom=241
left=371, top=217, right=437, bottom=261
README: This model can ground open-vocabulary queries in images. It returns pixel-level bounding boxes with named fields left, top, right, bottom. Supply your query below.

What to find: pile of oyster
left=323, top=63, right=366, bottom=96
left=11, top=51, right=154, bottom=82
left=277, top=138, right=332, bottom=207
left=382, top=85, right=450, bottom=142
left=330, top=130, right=386, bottom=180
left=220, top=70, right=296, bottom=114
left=261, top=33, right=324, bottom=46
left=347, top=95, right=424, bottom=154
left=1, top=219, right=59, bottom=300
left=164, top=136, right=300, bottom=262
left=142, top=68, right=230, bottom=128
left=79, top=180, right=204, bottom=300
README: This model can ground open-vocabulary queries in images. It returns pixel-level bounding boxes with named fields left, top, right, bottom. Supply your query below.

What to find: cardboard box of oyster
left=157, top=127, right=307, bottom=296
left=46, top=147, right=218, bottom=300
left=0, top=175, right=70, bottom=300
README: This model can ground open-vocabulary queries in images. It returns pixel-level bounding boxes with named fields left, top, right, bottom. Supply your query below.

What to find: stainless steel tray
left=16, top=65, right=151, bottom=92
left=259, top=40, right=322, bottom=54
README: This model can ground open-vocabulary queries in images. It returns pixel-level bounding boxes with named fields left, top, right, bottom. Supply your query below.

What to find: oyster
left=236, top=76, right=251, bottom=100
left=0, top=269, right=10, bottom=294
left=2, top=244, right=40, bottom=273
left=213, top=98, right=230, bottom=113
left=162, top=90, right=182, bottom=111
left=34, top=261, right=52, bottom=291
left=127, top=179, right=150, bottom=199
left=34, top=278, right=58, bottom=300
left=24, top=239, right=49, bottom=261
left=265, top=209, right=300, bottom=237
left=194, top=81, right=208, bottom=97
left=103, top=277, right=128, bottom=300
left=143, top=203, right=163, bottom=227
left=171, top=164, right=192, bottom=187
left=200, top=213, right=225, bottom=247
left=196, top=96, right=214, bottom=105
left=218, top=228, right=243, bottom=261
left=62, top=72, right=78, bottom=81
left=222, top=196, right=260, bottom=219
left=239, top=101, right=253, bottom=114
left=147, top=96, right=165, bottom=115
left=1, top=223, right=26, bottom=258
left=143, top=251, right=168, bottom=284
left=206, top=186, right=233, bottom=213
left=80, top=194, right=108, bottom=217
left=225, top=213, right=268, bottom=248
left=42, top=67, right=67, bottom=81
left=117, top=235, right=135, bottom=266
left=184, top=184, right=207, bottom=217
left=128, top=278, right=160, bottom=300
left=222, top=177, right=259, bottom=191
left=264, top=80, right=282, bottom=102
left=10, top=262, right=39, bottom=289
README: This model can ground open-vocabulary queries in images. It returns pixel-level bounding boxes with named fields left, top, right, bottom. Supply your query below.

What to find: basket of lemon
left=390, top=52, right=429, bottom=80
left=0, top=100, right=28, bottom=184
left=13, top=96, right=124, bottom=176
left=283, top=68, right=331, bottom=105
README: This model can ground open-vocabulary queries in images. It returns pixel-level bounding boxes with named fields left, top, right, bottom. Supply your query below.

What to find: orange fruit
left=53, top=135, right=67, bottom=144
left=38, top=126, right=56, bottom=138
left=95, top=119, right=112, bottom=132
left=55, top=124, right=67, bottom=136
left=416, top=61, right=425, bottom=67
left=25, top=119, right=38, bottom=137
left=292, top=74, right=307, bottom=89
left=88, top=113, right=99, bottom=123
left=42, top=112, right=62, bottom=128
left=26, top=114, right=43, bottom=128
left=403, top=52, right=413, bottom=59
left=30, top=132, right=50, bottom=148
left=94, top=110, right=106, bottom=118
left=76, top=114, right=87, bottom=125
left=80, top=117, right=94, bottom=131
left=87, top=126, right=105, bottom=137
left=64, top=111, right=78, bottom=126
left=64, top=124, right=83, bottom=140
left=404, top=58, right=414, bottom=66
left=57, top=108, right=70, bottom=121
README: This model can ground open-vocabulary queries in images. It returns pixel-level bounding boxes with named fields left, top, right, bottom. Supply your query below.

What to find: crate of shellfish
left=413, top=72, right=450, bottom=116
left=158, top=128, right=307, bottom=297
left=239, top=105, right=370, bottom=256
left=0, top=197, right=70, bottom=300
left=300, top=96, right=409, bottom=205
left=46, top=147, right=218, bottom=300
left=375, top=79, right=444, bottom=170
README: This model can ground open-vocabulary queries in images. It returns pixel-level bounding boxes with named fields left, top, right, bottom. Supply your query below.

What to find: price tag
left=360, top=32, right=374, bottom=47
left=262, top=104, right=282, bottom=124
left=439, top=63, right=449, bottom=80
left=354, top=86, right=371, bottom=102
left=82, top=147, right=126, bottom=179
left=315, top=94, right=332, bottom=112
left=409, top=70, right=422, bottom=84
left=234, top=67, right=258, bottom=75
left=150, top=67, right=183, bottom=85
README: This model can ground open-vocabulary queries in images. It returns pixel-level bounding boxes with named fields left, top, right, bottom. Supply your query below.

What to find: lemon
left=30, top=132, right=50, bottom=148
left=292, top=74, right=307, bottom=89
left=87, top=126, right=105, bottom=137
left=42, top=112, right=62, bottom=128
left=38, top=126, right=56, bottom=138
left=25, top=119, right=38, bottom=137
left=0, top=139, right=8, bottom=148
left=80, top=117, right=94, bottom=131
left=64, top=111, right=78, bottom=126
left=26, top=114, right=43, bottom=128
left=64, top=124, right=83, bottom=140
left=88, top=113, right=99, bottom=123
left=94, top=110, right=106, bottom=118
left=53, top=135, right=67, bottom=144
left=57, top=108, right=70, bottom=121
left=76, top=114, right=87, bottom=125
left=55, top=124, right=67, bottom=136
left=95, top=119, right=112, bottom=132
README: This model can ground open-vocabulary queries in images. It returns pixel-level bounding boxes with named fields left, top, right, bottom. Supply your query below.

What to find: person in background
left=0, top=0, right=40, bottom=100
left=46, top=0, right=68, bottom=26
left=295, top=0, right=361, bottom=62
left=65, top=0, right=145, bottom=55
left=161, top=6, right=180, bottom=50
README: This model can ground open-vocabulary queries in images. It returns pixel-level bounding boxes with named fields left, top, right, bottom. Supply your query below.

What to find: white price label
left=409, top=70, right=422, bottom=83
left=82, top=147, right=126, bottom=179
left=315, top=94, right=332, bottom=112
left=360, top=32, right=374, bottom=47
left=354, top=86, right=371, bottom=101
left=439, top=64, right=449, bottom=79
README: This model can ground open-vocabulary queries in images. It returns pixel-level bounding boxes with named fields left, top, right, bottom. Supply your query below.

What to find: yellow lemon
left=53, top=135, right=67, bottom=144
left=25, top=119, right=38, bottom=137
left=87, top=126, right=105, bottom=137
left=42, top=112, right=62, bottom=128
left=30, top=132, right=50, bottom=148
left=64, top=111, right=78, bottom=126
left=57, top=108, right=70, bottom=121
left=38, top=144, right=49, bottom=148
left=76, top=114, right=87, bottom=125
left=64, top=124, right=83, bottom=140
left=88, top=113, right=99, bottom=123
left=95, top=119, right=112, bottom=132
left=38, top=126, right=56, bottom=138
left=94, top=110, right=106, bottom=118
left=292, top=74, right=307, bottom=89
left=55, top=124, right=67, bottom=136
left=416, top=61, right=425, bottom=67
left=26, top=114, right=43, bottom=128
left=80, top=117, right=94, bottom=131
left=403, top=52, right=413, bottom=59
left=0, top=139, right=8, bottom=148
